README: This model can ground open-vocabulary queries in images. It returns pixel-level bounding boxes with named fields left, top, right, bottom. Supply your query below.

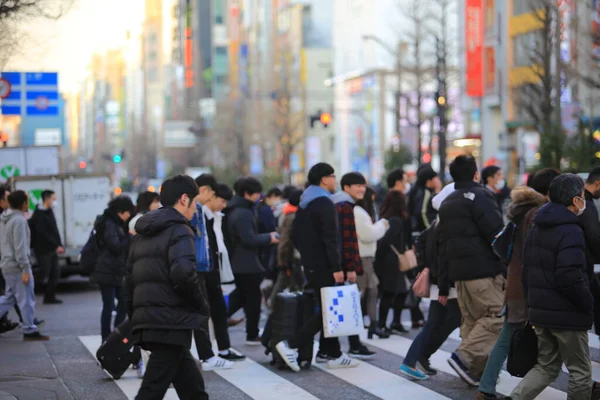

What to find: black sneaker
left=315, top=352, right=334, bottom=363
left=43, top=298, right=63, bottom=305
left=220, top=350, right=246, bottom=361
left=0, top=319, right=19, bottom=334
left=416, top=359, right=437, bottom=375
left=23, top=332, right=50, bottom=341
left=348, top=345, right=376, bottom=360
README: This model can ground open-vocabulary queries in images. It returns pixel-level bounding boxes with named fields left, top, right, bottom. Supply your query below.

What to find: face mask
left=52, top=201, right=58, bottom=208
left=576, top=197, right=586, bottom=216
left=494, top=179, right=505, bottom=190
left=403, top=183, right=411, bottom=194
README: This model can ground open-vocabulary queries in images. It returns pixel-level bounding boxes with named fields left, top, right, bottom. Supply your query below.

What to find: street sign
left=0, top=78, right=11, bottom=99
left=0, top=72, right=59, bottom=116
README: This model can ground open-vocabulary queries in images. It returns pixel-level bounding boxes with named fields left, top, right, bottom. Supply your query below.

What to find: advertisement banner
left=484, top=46, right=495, bottom=94
left=465, top=0, right=483, bottom=97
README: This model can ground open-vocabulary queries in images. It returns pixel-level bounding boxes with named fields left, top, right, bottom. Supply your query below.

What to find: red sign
left=466, top=0, right=483, bottom=97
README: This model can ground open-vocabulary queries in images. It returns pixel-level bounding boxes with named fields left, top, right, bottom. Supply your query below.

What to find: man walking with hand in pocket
left=275, top=163, right=359, bottom=372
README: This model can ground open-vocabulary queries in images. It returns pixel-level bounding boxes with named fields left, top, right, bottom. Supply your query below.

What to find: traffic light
left=79, top=161, right=87, bottom=169
left=320, top=112, right=332, bottom=126
left=113, top=154, right=122, bottom=163
left=309, top=110, right=333, bottom=128
left=422, top=152, right=432, bottom=163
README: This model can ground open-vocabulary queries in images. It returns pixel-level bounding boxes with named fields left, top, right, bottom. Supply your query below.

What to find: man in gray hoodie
left=0, top=190, right=49, bottom=340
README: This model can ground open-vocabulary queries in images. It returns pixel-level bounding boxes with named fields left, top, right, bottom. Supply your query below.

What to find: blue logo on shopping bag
left=327, top=287, right=361, bottom=333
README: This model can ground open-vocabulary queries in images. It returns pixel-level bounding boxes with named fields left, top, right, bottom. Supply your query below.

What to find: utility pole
left=436, top=0, right=449, bottom=182
left=395, top=42, right=402, bottom=145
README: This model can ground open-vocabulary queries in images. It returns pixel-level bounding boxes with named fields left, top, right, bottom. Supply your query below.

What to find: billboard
left=465, top=0, right=483, bottom=97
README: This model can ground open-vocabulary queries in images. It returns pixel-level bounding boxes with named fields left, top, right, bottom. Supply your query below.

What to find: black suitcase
left=96, top=320, right=141, bottom=380
left=263, top=291, right=314, bottom=370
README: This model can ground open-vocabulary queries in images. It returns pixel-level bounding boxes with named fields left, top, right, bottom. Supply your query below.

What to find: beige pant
left=455, top=274, right=505, bottom=378
left=510, top=327, right=592, bottom=400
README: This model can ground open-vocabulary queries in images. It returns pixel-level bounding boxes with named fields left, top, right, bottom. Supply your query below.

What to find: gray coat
left=0, top=209, right=32, bottom=275
left=224, top=195, right=272, bottom=275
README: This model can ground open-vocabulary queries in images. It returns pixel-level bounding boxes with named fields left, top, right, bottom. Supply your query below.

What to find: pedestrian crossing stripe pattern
left=78, top=327, right=600, bottom=400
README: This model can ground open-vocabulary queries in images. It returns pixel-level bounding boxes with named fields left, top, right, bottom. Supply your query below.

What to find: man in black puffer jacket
left=509, top=174, right=593, bottom=400
left=437, top=155, right=505, bottom=385
left=126, top=175, right=209, bottom=400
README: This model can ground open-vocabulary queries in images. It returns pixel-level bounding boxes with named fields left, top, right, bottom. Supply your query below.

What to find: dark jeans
left=228, top=273, right=263, bottom=340
left=289, top=275, right=341, bottom=359
left=195, top=269, right=232, bottom=360
left=591, top=274, right=600, bottom=336
left=136, top=343, right=209, bottom=400
left=99, top=285, right=126, bottom=341
left=0, top=270, right=22, bottom=322
left=403, top=299, right=461, bottom=368
left=37, top=251, right=60, bottom=301
left=379, top=291, right=408, bottom=328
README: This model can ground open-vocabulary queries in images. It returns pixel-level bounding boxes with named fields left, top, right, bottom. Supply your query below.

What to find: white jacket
left=354, top=206, right=388, bottom=258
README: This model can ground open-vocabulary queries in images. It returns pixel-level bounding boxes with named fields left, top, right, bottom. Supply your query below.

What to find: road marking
left=364, top=334, right=565, bottom=400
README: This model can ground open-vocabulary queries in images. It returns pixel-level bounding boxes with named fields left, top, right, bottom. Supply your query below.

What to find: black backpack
left=492, top=222, right=518, bottom=265
left=80, top=216, right=103, bottom=275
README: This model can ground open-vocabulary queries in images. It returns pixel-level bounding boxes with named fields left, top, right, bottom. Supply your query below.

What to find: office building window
left=513, top=0, right=534, bottom=16
left=513, top=32, right=537, bottom=67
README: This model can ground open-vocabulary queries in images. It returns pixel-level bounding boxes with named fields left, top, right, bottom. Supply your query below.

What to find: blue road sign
left=0, top=72, right=59, bottom=116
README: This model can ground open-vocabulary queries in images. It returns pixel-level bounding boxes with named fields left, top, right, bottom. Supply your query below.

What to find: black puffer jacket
left=523, top=202, right=593, bottom=331
left=90, top=210, right=130, bottom=287
left=374, top=217, right=410, bottom=294
left=224, top=195, right=271, bottom=274
left=125, top=207, right=209, bottom=334
left=438, top=181, right=504, bottom=282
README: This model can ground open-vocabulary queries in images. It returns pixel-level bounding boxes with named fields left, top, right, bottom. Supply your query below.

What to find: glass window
left=513, top=0, right=533, bottom=16
left=513, top=32, right=538, bottom=67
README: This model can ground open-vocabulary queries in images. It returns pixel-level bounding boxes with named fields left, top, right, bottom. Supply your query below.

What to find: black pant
left=592, top=274, right=600, bottom=335
left=289, top=280, right=341, bottom=359
left=37, top=251, right=60, bottom=301
left=195, top=269, right=232, bottom=360
left=227, top=273, right=263, bottom=340
left=99, top=285, right=126, bottom=341
left=0, top=270, right=22, bottom=322
left=136, top=343, right=208, bottom=400
left=379, top=291, right=408, bottom=328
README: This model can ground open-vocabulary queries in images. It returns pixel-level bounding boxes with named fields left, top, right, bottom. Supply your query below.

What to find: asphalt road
left=0, top=277, right=592, bottom=399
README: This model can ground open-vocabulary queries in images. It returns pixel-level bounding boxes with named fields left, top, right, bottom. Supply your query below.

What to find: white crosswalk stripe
left=78, top=324, right=590, bottom=400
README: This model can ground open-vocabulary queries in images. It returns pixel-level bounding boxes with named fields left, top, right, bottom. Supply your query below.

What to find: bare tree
left=0, top=0, right=72, bottom=69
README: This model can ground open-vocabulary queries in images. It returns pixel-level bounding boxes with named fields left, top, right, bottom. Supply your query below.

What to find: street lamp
left=362, top=35, right=406, bottom=151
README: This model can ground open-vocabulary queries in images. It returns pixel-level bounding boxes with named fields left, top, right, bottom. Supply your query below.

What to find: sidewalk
left=0, top=336, right=74, bottom=400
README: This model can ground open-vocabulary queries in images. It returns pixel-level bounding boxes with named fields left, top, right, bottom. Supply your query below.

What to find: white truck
left=11, top=173, right=111, bottom=278
left=0, top=146, right=61, bottom=183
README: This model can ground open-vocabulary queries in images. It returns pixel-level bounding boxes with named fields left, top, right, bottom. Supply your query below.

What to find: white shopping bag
left=320, top=284, right=364, bottom=338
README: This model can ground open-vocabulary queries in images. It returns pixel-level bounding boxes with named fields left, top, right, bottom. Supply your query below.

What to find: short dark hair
left=108, top=195, right=135, bottom=214
left=548, top=173, right=584, bottom=206
left=307, top=163, right=334, bottom=186
left=8, top=190, right=28, bottom=210
left=481, top=165, right=501, bottom=185
left=282, top=185, right=296, bottom=200
left=386, top=169, right=406, bottom=189
left=288, top=188, right=303, bottom=207
left=587, top=167, right=600, bottom=184
left=136, top=191, right=160, bottom=213
left=41, top=190, right=55, bottom=202
left=160, top=175, right=199, bottom=207
left=416, top=165, right=438, bottom=185
left=0, top=186, right=9, bottom=201
left=235, top=177, right=263, bottom=196
left=195, top=174, right=218, bottom=190
left=449, top=155, right=478, bottom=183
left=215, top=183, right=233, bottom=201
left=266, top=187, right=283, bottom=198
left=341, top=172, right=367, bottom=189
left=530, top=168, right=561, bottom=196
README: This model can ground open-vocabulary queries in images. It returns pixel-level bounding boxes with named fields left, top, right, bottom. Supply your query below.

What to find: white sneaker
left=327, top=354, right=359, bottom=369
left=135, top=358, right=146, bottom=379
left=202, top=356, right=235, bottom=371
left=275, top=341, right=300, bottom=372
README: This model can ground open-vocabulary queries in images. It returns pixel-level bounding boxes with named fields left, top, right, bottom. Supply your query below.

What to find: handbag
left=412, top=269, right=430, bottom=298
left=507, top=322, right=538, bottom=377
left=390, top=245, right=418, bottom=272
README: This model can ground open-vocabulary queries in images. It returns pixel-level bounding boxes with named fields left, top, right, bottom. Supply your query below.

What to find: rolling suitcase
left=96, top=319, right=141, bottom=379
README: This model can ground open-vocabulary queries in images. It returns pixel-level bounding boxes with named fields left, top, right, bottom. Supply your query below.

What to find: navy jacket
left=523, top=202, right=593, bottom=331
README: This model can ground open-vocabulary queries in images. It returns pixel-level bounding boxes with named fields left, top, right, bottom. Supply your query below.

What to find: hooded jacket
left=504, top=186, right=546, bottom=323
left=293, top=185, right=341, bottom=285
left=332, top=191, right=362, bottom=274
left=223, top=195, right=272, bottom=275
left=0, top=209, right=32, bottom=275
left=125, top=207, right=209, bottom=346
left=523, top=202, right=593, bottom=331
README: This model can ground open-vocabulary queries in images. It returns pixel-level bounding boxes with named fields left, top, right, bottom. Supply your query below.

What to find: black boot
left=367, top=322, right=390, bottom=339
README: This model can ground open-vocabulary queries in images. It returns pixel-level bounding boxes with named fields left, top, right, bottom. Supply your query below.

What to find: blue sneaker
left=447, top=353, right=479, bottom=386
left=399, top=364, right=429, bottom=380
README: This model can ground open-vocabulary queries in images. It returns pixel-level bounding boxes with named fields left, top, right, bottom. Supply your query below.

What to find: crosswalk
left=78, top=323, right=600, bottom=400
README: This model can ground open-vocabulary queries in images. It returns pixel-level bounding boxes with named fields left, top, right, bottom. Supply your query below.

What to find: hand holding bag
left=320, top=284, right=364, bottom=338
left=412, top=268, right=430, bottom=298
left=390, top=245, right=418, bottom=272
